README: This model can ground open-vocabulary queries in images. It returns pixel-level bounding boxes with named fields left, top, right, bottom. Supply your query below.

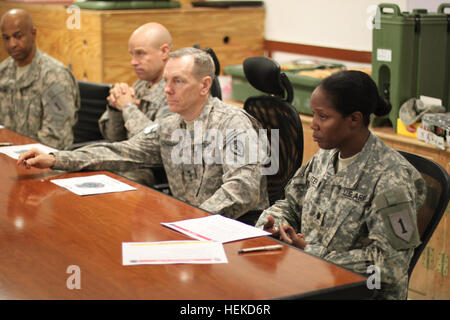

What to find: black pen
left=238, top=244, right=283, bottom=254
left=0, top=142, right=13, bottom=146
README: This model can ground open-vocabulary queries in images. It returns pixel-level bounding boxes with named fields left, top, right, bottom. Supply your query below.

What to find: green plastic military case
left=371, top=3, right=449, bottom=131
left=439, top=3, right=450, bottom=113
left=223, top=64, right=263, bottom=102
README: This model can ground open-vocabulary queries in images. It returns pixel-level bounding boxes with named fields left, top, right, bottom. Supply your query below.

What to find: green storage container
left=371, top=3, right=448, bottom=131
left=288, top=74, right=322, bottom=115
left=281, top=59, right=344, bottom=73
left=223, top=65, right=263, bottom=103
left=223, top=62, right=343, bottom=116
left=438, top=3, right=450, bottom=111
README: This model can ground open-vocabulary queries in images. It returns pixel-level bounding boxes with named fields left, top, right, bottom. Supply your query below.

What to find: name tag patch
left=342, top=188, right=367, bottom=202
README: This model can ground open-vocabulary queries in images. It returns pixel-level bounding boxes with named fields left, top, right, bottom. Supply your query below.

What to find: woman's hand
left=263, top=215, right=280, bottom=238
left=279, top=223, right=307, bottom=250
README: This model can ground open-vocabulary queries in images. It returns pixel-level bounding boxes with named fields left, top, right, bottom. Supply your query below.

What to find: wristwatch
left=122, top=102, right=138, bottom=110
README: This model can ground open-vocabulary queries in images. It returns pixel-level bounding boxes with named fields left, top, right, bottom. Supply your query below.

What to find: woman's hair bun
left=374, top=94, right=391, bottom=117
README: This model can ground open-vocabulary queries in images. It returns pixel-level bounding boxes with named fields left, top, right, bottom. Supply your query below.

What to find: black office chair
left=206, top=47, right=222, bottom=100
left=193, top=44, right=222, bottom=100
left=237, top=56, right=304, bottom=225
left=397, top=150, right=450, bottom=279
left=66, top=80, right=112, bottom=150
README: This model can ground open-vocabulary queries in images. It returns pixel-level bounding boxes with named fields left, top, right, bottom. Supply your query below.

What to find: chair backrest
left=73, top=80, right=112, bottom=144
left=243, top=56, right=303, bottom=204
left=398, top=150, right=450, bottom=277
left=193, top=45, right=222, bottom=100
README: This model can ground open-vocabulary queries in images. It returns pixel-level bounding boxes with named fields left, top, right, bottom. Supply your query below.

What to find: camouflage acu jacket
left=256, top=133, right=426, bottom=299
left=0, top=49, right=80, bottom=149
left=54, top=96, right=269, bottom=219
left=98, top=78, right=171, bottom=142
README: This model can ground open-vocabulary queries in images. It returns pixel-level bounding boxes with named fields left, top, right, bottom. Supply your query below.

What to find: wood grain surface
left=0, top=128, right=368, bottom=300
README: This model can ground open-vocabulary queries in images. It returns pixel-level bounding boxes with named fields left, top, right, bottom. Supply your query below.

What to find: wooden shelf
left=0, top=3, right=265, bottom=84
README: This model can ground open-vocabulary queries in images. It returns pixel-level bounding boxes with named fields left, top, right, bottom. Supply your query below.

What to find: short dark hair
left=318, top=70, right=391, bottom=126
left=169, top=47, right=215, bottom=80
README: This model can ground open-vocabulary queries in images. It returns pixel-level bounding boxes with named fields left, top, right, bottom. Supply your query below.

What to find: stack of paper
left=122, top=240, right=228, bottom=265
left=161, top=214, right=270, bottom=243
left=121, top=215, right=271, bottom=266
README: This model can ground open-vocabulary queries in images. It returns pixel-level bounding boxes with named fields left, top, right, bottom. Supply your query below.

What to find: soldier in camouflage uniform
left=18, top=47, right=269, bottom=220
left=0, top=9, right=80, bottom=149
left=98, top=22, right=172, bottom=186
left=256, top=71, right=426, bottom=300
left=99, top=22, right=172, bottom=141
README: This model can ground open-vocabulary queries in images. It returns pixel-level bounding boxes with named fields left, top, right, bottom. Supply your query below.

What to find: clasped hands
left=263, top=215, right=307, bottom=250
left=107, top=82, right=138, bottom=111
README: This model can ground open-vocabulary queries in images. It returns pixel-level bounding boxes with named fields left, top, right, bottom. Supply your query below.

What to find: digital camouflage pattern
left=53, top=96, right=269, bottom=219
left=0, top=49, right=80, bottom=149
left=98, top=78, right=171, bottom=185
left=98, top=78, right=170, bottom=142
left=256, top=133, right=426, bottom=299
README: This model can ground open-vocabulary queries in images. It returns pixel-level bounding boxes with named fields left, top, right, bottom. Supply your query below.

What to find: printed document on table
left=0, top=143, right=57, bottom=160
left=161, top=214, right=270, bottom=243
left=50, top=174, right=136, bottom=196
left=122, top=240, right=228, bottom=265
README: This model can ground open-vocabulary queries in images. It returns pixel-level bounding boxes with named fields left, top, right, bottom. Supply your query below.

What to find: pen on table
left=0, top=142, right=13, bottom=146
left=238, top=244, right=283, bottom=254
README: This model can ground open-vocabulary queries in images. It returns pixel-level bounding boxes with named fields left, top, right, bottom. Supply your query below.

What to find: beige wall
left=264, top=0, right=408, bottom=52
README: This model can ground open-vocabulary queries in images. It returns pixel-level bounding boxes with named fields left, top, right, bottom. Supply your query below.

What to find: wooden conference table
left=0, top=128, right=369, bottom=300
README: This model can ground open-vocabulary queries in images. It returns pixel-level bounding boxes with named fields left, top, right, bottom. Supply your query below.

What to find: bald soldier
left=99, top=22, right=172, bottom=142
left=18, top=47, right=269, bottom=220
left=0, top=9, right=80, bottom=149
left=98, top=22, right=172, bottom=185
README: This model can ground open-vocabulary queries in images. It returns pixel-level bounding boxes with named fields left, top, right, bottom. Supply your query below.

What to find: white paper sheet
left=161, top=214, right=270, bottom=243
left=0, top=143, right=57, bottom=160
left=50, top=174, right=136, bottom=196
left=122, top=240, right=228, bottom=265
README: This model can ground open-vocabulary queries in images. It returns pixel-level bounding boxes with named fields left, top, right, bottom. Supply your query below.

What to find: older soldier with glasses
left=0, top=9, right=80, bottom=149
left=18, top=47, right=270, bottom=220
